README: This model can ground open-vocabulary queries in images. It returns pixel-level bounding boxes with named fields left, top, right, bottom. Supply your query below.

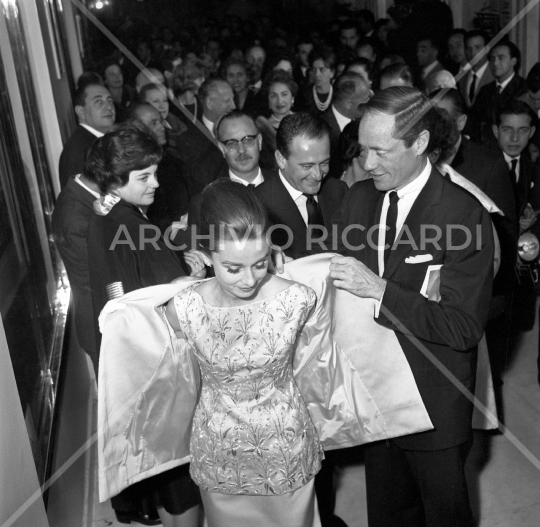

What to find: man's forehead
left=359, top=111, right=397, bottom=143
left=289, top=135, right=330, bottom=157
left=221, top=117, right=257, bottom=137
left=86, top=85, right=111, bottom=101
left=500, top=113, right=531, bottom=127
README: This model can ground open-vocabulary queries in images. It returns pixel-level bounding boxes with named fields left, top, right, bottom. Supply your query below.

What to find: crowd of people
left=51, top=2, right=540, bottom=526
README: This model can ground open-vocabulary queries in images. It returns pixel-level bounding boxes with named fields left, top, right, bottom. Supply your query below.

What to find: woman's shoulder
left=264, top=275, right=316, bottom=304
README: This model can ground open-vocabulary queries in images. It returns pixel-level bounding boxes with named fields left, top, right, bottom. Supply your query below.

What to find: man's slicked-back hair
left=526, top=62, right=540, bottom=93
left=496, top=99, right=537, bottom=127
left=359, top=86, right=437, bottom=148
left=74, top=83, right=103, bottom=108
left=216, top=110, right=259, bottom=141
left=333, top=72, right=367, bottom=102
left=276, top=112, right=331, bottom=159
left=199, top=77, right=228, bottom=104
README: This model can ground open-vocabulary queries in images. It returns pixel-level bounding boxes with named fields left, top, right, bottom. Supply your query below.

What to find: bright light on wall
left=90, top=0, right=110, bottom=9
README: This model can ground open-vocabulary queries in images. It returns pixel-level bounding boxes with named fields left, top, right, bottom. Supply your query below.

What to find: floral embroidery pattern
left=175, top=283, right=322, bottom=495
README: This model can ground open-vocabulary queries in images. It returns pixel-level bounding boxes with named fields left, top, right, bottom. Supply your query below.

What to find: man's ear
left=218, top=140, right=227, bottom=157
left=275, top=149, right=286, bottom=170
left=529, top=126, right=536, bottom=140
left=456, top=113, right=467, bottom=132
left=75, top=105, right=85, bottom=123
left=492, top=124, right=499, bottom=140
left=257, top=133, right=263, bottom=150
left=415, top=130, right=430, bottom=156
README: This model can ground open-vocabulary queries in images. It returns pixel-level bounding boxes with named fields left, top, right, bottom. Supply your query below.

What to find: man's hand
left=330, top=255, right=386, bottom=300
left=268, top=248, right=292, bottom=274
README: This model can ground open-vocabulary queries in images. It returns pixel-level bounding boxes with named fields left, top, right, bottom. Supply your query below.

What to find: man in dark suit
left=416, top=36, right=444, bottom=88
left=470, top=40, right=527, bottom=146
left=52, top=167, right=101, bottom=373
left=430, top=88, right=517, bottom=301
left=58, top=83, right=115, bottom=188
left=330, top=87, right=494, bottom=527
left=458, top=30, right=495, bottom=108
left=186, top=111, right=276, bottom=241
left=492, top=101, right=540, bottom=376
left=177, top=78, right=236, bottom=197
left=256, top=111, right=348, bottom=527
left=321, top=73, right=370, bottom=177
left=254, top=112, right=348, bottom=259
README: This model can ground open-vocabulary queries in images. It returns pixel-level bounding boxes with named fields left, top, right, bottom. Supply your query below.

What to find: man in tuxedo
left=177, top=78, right=236, bottom=196
left=447, top=29, right=470, bottom=77
left=321, top=73, right=371, bottom=177
left=416, top=36, right=444, bottom=86
left=470, top=40, right=527, bottom=146
left=187, top=111, right=275, bottom=238
left=330, top=87, right=494, bottom=527
left=52, top=161, right=101, bottom=373
left=458, top=30, right=495, bottom=108
left=58, top=83, right=115, bottom=187
left=492, top=101, right=540, bottom=370
left=339, top=20, right=361, bottom=50
left=294, top=38, right=314, bottom=88
left=254, top=112, right=348, bottom=259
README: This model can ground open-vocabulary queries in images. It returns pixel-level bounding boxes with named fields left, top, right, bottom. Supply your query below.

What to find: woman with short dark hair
left=86, top=126, right=204, bottom=527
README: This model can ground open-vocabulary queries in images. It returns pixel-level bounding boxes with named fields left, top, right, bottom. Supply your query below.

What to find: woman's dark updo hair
left=339, top=119, right=362, bottom=173
left=83, top=126, right=162, bottom=195
left=426, top=106, right=460, bottom=164
left=198, top=179, right=271, bottom=253
left=261, top=69, right=299, bottom=99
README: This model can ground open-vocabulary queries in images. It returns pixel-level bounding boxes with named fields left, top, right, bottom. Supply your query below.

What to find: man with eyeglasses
left=186, top=111, right=276, bottom=243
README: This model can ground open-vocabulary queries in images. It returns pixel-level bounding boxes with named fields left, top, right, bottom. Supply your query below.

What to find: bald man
left=321, top=72, right=371, bottom=177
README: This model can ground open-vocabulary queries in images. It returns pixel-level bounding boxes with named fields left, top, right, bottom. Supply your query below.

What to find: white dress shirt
left=377, top=160, right=432, bottom=277
left=279, top=170, right=318, bottom=226
left=229, top=168, right=265, bottom=187
left=496, top=72, right=515, bottom=93
left=467, top=62, right=489, bottom=103
left=79, top=123, right=103, bottom=138
left=202, top=114, right=215, bottom=137
left=331, top=105, right=352, bottom=132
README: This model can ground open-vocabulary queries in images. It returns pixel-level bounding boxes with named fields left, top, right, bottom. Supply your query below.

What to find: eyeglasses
left=220, top=135, right=258, bottom=151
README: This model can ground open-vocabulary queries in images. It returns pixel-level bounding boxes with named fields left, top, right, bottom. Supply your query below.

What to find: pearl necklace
left=313, top=85, right=332, bottom=112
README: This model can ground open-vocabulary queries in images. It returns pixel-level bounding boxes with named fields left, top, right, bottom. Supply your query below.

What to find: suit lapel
left=383, top=169, right=442, bottom=280
left=269, top=178, right=307, bottom=248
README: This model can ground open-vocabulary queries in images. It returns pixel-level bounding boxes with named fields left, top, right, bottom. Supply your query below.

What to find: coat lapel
left=383, top=169, right=443, bottom=280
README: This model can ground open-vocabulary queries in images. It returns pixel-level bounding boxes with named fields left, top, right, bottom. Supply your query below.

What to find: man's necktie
left=304, top=193, right=324, bottom=226
left=384, top=191, right=399, bottom=265
left=469, top=73, right=477, bottom=103
left=247, top=183, right=256, bottom=189
left=510, top=158, right=518, bottom=184
left=497, top=84, right=503, bottom=95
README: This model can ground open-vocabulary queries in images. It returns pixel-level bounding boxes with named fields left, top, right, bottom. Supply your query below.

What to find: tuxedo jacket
left=458, top=66, right=495, bottom=107
left=510, top=153, right=540, bottom=218
left=451, top=137, right=517, bottom=295
left=333, top=167, right=494, bottom=450
left=51, top=178, right=98, bottom=358
left=469, top=74, right=527, bottom=146
left=254, top=171, right=348, bottom=258
left=176, top=118, right=227, bottom=197
left=321, top=107, right=343, bottom=178
left=58, top=125, right=98, bottom=188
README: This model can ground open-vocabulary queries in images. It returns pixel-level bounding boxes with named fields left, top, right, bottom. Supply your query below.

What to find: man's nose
left=364, top=150, right=377, bottom=170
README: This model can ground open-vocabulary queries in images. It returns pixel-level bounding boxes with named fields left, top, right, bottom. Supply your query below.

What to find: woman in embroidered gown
left=166, top=179, right=323, bottom=527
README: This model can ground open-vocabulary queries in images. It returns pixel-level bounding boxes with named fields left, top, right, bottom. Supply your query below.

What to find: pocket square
left=405, top=254, right=433, bottom=264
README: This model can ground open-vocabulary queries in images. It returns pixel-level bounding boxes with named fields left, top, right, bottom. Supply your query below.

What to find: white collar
left=503, top=151, right=520, bottom=164
left=79, top=123, right=103, bottom=138
left=279, top=170, right=304, bottom=200
left=497, top=72, right=515, bottom=91
left=229, top=168, right=264, bottom=186
left=422, top=61, right=440, bottom=77
left=202, top=114, right=215, bottom=136
left=395, top=159, right=432, bottom=199
left=471, top=61, right=489, bottom=79
left=331, top=104, right=352, bottom=132
left=75, top=174, right=101, bottom=199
